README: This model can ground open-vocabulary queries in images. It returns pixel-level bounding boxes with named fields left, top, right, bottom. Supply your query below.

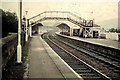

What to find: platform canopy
left=56, top=23, right=70, bottom=30
left=55, top=21, right=80, bottom=30
left=93, top=24, right=100, bottom=27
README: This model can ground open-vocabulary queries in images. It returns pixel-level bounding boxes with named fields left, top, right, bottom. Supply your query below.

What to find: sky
left=1, top=0, right=120, bottom=30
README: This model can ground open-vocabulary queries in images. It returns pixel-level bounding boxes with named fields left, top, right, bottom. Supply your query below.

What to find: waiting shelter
left=56, top=21, right=80, bottom=36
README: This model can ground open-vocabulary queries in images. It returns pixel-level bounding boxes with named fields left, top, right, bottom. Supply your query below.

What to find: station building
left=56, top=21, right=80, bottom=36
left=99, top=32, right=120, bottom=40
left=56, top=21, right=101, bottom=38
left=82, top=24, right=101, bottom=38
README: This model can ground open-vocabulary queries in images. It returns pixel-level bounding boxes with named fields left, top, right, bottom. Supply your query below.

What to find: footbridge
left=29, top=11, right=93, bottom=27
left=27, top=11, right=95, bottom=37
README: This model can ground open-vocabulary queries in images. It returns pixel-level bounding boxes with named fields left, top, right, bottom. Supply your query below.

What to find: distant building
left=100, top=32, right=120, bottom=40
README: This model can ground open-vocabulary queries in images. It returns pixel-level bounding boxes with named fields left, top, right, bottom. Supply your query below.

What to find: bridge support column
left=38, top=26, right=41, bottom=34
left=83, top=28, right=87, bottom=38
left=29, top=25, right=32, bottom=37
left=70, top=28, right=73, bottom=36
left=25, top=19, right=28, bottom=41
left=79, top=27, right=83, bottom=36
left=25, top=27, right=28, bottom=41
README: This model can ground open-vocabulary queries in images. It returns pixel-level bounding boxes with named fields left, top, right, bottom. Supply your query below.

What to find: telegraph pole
left=17, top=0, right=22, bottom=63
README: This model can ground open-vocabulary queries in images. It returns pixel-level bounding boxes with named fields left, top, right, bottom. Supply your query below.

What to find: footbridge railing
left=28, top=11, right=93, bottom=27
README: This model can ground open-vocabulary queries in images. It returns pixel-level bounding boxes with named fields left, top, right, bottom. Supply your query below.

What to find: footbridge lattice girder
left=27, top=11, right=96, bottom=37
left=28, top=11, right=93, bottom=27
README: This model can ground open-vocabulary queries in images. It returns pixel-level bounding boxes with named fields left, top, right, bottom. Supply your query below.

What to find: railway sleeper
left=81, top=77, right=101, bottom=79
left=113, top=69, right=120, bottom=73
left=74, top=67, right=88, bottom=70
left=75, top=70, right=92, bottom=73
left=71, top=65, right=87, bottom=68
left=66, top=62, right=80, bottom=66
left=66, top=60, right=79, bottom=64
left=79, top=73, right=98, bottom=77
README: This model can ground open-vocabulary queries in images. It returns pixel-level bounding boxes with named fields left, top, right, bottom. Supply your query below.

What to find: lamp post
left=91, top=11, right=94, bottom=23
left=17, top=0, right=22, bottom=63
left=25, top=11, right=28, bottom=41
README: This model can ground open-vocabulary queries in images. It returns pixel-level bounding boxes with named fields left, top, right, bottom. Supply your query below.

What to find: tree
left=109, top=28, right=120, bottom=33
left=1, top=9, right=18, bottom=37
left=117, top=29, right=120, bottom=33
left=109, top=28, right=116, bottom=32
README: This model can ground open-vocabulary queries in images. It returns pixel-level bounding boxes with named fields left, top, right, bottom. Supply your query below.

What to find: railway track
left=56, top=36, right=120, bottom=70
left=53, top=34, right=120, bottom=75
left=41, top=33, right=113, bottom=80
left=58, top=38, right=120, bottom=69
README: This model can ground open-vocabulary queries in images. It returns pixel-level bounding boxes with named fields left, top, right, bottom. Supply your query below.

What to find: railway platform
left=56, top=32, right=120, bottom=50
left=71, top=36, right=120, bottom=50
left=27, top=34, right=82, bottom=79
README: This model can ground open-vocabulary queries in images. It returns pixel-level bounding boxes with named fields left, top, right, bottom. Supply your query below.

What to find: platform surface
left=72, top=36, right=120, bottom=50
left=28, top=34, right=82, bottom=79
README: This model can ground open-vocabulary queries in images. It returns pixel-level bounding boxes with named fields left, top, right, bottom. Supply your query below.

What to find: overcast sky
left=1, top=0, right=120, bottom=30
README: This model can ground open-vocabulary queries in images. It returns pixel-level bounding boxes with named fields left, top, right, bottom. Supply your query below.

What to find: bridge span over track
left=25, top=11, right=99, bottom=37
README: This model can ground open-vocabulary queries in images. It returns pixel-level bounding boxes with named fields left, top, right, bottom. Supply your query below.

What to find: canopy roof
left=55, top=21, right=80, bottom=29
left=56, top=23, right=70, bottom=29
left=93, top=24, right=100, bottom=27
